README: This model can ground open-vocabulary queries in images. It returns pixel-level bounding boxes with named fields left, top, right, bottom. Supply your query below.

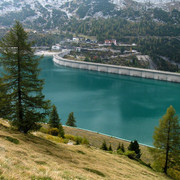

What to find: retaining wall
left=53, top=55, right=180, bottom=83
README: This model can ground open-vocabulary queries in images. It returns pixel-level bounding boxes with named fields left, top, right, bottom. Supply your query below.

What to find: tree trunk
left=17, top=44, right=23, bottom=127
left=164, top=119, right=171, bottom=174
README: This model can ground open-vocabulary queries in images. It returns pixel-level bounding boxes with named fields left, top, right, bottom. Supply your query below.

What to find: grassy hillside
left=0, top=119, right=170, bottom=180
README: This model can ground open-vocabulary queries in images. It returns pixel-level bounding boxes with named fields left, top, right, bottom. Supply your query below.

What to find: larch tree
left=66, top=112, right=76, bottom=127
left=0, top=21, right=50, bottom=133
left=152, top=105, right=180, bottom=174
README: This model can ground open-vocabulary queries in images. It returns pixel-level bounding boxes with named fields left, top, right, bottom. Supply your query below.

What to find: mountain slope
left=0, top=0, right=179, bottom=29
left=0, top=119, right=171, bottom=180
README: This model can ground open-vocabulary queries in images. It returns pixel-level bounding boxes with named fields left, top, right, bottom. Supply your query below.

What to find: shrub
left=46, top=134, right=64, bottom=143
left=81, top=137, right=89, bottom=145
left=64, top=134, right=76, bottom=141
left=101, top=140, right=108, bottom=151
left=77, top=150, right=86, bottom=155
left=125, top=150, right=137, bottom=159
left=58, top=124, right=65, bottom=138
left=117, top=143, right=125, bottom=152
left=83, top=168, right=105, bottom=177
left=108, top=144, right=112, bottom=151
left=5, top=136, right=19, bottom=144
left=117, top=143, right=121, bottom=151
left=75, top=136, right=82, bottom=145
left=138, top=159, right=151, bottom=168
left=48, top=128, right=59, bottom=136
left=121, top=143, right=125, bottom=152
left=39, top=127, right=48, bottom=134
left=64, top=134, right=89, bottom=145
left=31, top=176, right=52, bottom=180
left=117, top=149, right=124, bottom=155
left=63, top=139, right=69, bottom=144
left=128, top=140, right=141, bottom=159
left=168, top=168, right=180, bottom=180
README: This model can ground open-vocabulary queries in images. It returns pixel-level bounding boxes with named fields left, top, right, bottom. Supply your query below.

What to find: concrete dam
left=53, top=55, right=180, bottom=83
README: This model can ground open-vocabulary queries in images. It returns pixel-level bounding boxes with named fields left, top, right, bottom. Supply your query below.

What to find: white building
left=52, top=44, right=61, bottom=51
left=73, top=37, right=80, bottom=43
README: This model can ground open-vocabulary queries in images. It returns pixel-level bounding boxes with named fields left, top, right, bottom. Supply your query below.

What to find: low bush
left=138, top=159, right=151, bottom=168
left=63, top=138, right=69, bottom=144
left=64, top=134, right=76, bottom=141
left=64, top=134, right=89, bottom=145
left=117, top=149, right=124, bottom=155
left=5, top=136, right=19, bottom=144
left=125, top=150, right=137, bottom=159
left=0, top=176, right=6, bottom=180
left=48, top=128, right=59, bottom=136
left=75, top=136, right=82, bottom=145
left=108, top=144, right=112, bottom=151
left=77, top=150, right=86, bottom=155
left=46, top=135, right=64, bottom=143
left=168, top=168, right=180, bottom=180
left=83, top=168, right=105, bottom=177
left=39, top=127, right=49, bottom=134
left=81, top=137, right=89, bottom=145
left=31, top=176, right=52, bottom=180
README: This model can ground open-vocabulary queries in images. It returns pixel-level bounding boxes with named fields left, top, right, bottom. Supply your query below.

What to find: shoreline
left=63, top=125, right=153, bottom=148
left=53, top=55, right=180, bottom=83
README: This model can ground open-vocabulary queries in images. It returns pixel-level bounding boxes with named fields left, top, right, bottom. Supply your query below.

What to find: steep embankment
left=0, top=119, right=170, bottom=180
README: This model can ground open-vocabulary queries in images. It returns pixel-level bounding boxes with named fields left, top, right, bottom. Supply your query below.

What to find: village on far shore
left=35, top=36, right=156, bottom=70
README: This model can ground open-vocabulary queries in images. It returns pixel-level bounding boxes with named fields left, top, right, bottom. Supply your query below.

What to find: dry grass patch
left=0, top=120, right=171, bottom=180
left=63, top=126, right=153, bottom=164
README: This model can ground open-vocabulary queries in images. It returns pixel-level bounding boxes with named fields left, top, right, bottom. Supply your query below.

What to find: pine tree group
left=117, top=143, right=125, bottom=152
left=128, top=140, right=141, bottom=159
left=0, top=22, right=50, bottom=133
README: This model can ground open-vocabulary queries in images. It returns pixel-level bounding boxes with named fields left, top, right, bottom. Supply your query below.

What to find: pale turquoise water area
left=40, top=56, right=180, bottom=146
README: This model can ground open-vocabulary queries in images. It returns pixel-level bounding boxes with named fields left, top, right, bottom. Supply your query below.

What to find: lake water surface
left=1, top=56, right=179, bottom=145
left=40, top=56, right=180, bottom=146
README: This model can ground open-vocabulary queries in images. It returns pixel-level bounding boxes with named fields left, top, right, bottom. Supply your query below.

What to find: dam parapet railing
left=53, top=54, right=180, bottom=83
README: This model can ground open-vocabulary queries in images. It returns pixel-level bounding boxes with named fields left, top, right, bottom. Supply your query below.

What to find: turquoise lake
left=40, top=56, right=180, bottom=146
left=1, top=56, right=180, bottom=145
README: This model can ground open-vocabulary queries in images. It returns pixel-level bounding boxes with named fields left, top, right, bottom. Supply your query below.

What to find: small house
left=104, top=39, right=117, bottom=46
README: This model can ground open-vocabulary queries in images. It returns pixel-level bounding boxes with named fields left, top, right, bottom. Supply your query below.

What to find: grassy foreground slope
left=0, top=119, right=170, bottom=180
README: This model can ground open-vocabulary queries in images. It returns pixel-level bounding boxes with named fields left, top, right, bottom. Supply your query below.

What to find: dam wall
left=53, top=55, right=180, bottom=83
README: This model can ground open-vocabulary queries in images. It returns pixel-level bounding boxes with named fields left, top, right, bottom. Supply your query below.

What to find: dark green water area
left=1, top=56, right=180, bottom=145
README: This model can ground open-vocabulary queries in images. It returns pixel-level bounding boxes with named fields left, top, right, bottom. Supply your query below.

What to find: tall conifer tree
left=49, top=105, right=64, bottom=138
left=153, top=105, right=180, bottom=174
left=66, top=112, right=76, bottom=127
left=0, top=21, right=50, bottom=133
left=49, top=105, right=60, bottom=128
